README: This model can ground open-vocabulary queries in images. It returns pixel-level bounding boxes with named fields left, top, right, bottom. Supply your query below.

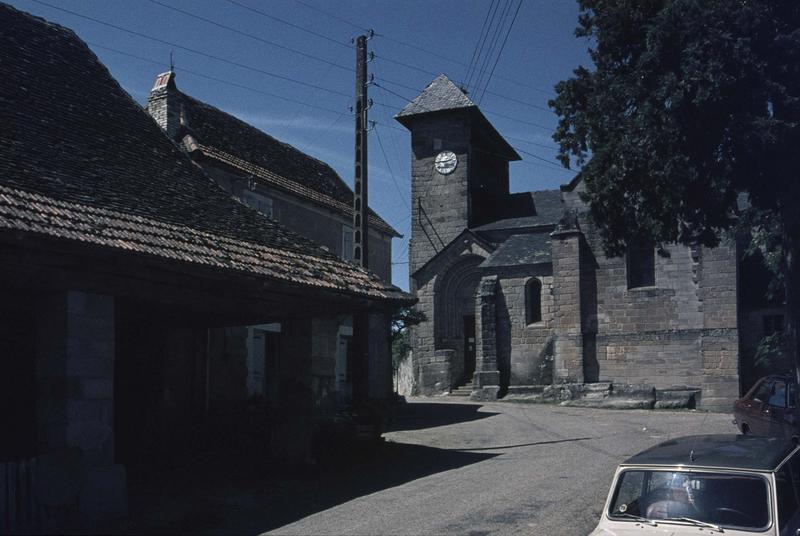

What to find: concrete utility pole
left=353, top=33, right=369, bottom=267
left=352, top=32, right=372, bottom=405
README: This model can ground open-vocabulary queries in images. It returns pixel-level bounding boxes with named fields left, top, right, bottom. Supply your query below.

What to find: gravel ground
left=266, top=398, right=736, bottom=536
left=113, top=398, right=737, bottom=535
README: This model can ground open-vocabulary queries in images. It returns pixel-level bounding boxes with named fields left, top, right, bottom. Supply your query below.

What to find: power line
left=87, top=33, right=572, bottom=178
left=375, top=81, right=555, bottom=132
left=465, top=0, right=501, bottom=92
left=300, top=110, right=349, bottom=152
left=513, top=147, right=572, bottom=172
left=144, top=0, right=352, bottom=75
left=375, top=82, right=412, bottom=193
left=88, top=41, right=347, bottom=117
left=504, top=134, right=559, bottom=152
left=377, top=119, right=576, bottom=176
left=471, top=0, right=512, bottom=97
left=290, top=0, right=555, bottom=98
left=158, top=0, right=553, bottom=118
left=374, top=126, right=411, bottom=212
left=293, top=0, right=367, bottom=33
left=222, top=0, right=353, bottom=50
left=478, top=0, right=523, bottom=104
left=30, top=0, right=353, bottom=100
left=376, top=71, right=552, bottom=115
left=373, top=83, right=575, bottom=175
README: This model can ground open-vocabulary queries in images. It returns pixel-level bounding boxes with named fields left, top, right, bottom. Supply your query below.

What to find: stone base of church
left=470, top=386, right=499, bottom=401
left=470, top=370, right=500, bottom=401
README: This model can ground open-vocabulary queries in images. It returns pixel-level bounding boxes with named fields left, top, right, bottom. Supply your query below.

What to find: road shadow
left=115, top=440, right=498, bottom=535
left=387, top=401, right=498, bottom=432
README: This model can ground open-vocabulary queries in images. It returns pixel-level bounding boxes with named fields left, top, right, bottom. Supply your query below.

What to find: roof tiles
left=0, top=3, right=409, bottom=303
left=395, top=74, right=475, bottom=118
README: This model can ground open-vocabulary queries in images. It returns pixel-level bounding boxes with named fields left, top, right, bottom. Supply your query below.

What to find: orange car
left=733, top=375, right=798, bottom=441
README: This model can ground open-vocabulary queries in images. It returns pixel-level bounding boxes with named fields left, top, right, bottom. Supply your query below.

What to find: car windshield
left=609, top=469, right=770, bottom=530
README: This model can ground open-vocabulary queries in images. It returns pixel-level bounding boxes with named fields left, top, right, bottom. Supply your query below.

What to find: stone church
left=396, top=75, right=778, bottom=412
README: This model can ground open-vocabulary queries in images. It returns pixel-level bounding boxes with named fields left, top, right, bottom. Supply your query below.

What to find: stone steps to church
left=449, top=382, right=474, bottom=397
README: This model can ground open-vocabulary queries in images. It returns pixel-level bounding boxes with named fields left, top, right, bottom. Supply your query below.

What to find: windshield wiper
left=615, top=513, right=657, bottom=526
left=663, top=517, right=723, bottom=532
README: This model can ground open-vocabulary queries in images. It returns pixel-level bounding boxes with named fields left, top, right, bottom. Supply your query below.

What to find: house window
left=627, top=240, right=655, bottom=289
left=763, top=314, right=784, bottom=336
left=342, top=224, right=354, bottom=261
left=242, top=190, right=274, bottom=220
left=525, top=278, right=542, bottom=324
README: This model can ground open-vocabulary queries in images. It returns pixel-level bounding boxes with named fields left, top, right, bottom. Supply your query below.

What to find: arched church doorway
left=434, top=255, right=483, bottom=387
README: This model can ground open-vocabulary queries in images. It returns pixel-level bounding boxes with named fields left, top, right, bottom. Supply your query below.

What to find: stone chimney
left=146, top=71, right=181, bottom=141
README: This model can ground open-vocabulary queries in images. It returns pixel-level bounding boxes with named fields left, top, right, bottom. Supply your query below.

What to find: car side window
left=776, top=464, right=799, bottom=531
left=754, top=381, right=773, bottom=403
left=771, top=381, right=788, bottom=408
left=790, top=453, right=800, bottom=499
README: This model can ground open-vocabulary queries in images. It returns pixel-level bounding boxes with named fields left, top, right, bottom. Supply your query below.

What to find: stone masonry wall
left=698, top=241, right=741, bottom=411
left=551, top=230, right=584, bottom=383
left=408, top=113, right=472, bottom=275
left=494, top=266, right=555, bottom=386
left=577, top=209, right=740, bottom=410
left=410, top=240, right=491, bottom=395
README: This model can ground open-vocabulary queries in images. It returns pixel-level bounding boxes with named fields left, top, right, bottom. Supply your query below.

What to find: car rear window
left=609, top=470, right=770, bottom=530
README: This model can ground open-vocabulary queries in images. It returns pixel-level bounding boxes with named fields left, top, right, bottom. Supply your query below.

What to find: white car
left=590, top=434, right=800, bottom=535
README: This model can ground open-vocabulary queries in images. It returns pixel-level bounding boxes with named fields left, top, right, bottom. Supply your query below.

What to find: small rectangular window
left=627, top=240, right=655, bottom=289
left=342, top=225, right=354, bottom=261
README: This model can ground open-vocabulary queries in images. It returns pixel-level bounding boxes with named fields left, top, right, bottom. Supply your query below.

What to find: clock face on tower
left=434, top=151, right=458, bottom=175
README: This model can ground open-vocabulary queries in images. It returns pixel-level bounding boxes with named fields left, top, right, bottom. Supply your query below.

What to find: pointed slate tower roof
left=396, top=74, right=475, bottom=118
left=395, top=74, right=520, bottom=161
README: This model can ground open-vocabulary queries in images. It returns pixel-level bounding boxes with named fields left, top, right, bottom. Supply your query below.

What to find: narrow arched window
left=526, top=278, right=542, bottom=324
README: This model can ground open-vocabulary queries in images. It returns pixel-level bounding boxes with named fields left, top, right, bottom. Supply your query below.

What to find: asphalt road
left=267, top=398, right=735, bottom=536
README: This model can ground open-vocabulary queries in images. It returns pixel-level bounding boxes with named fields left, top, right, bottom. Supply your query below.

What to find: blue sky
left=9, top=0, right=590, bottom=290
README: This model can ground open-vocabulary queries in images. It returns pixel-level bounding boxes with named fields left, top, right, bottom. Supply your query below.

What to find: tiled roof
left=395, top=74, right=475, bottom=118
left=198, top=145, right=397, bottom=236
left=0, top=4, right=410, bottom=304
left=480, top=232, right=552, bottom=268
left=395, top=74, right=520, bottom=160
left=174, top=91, right=399, bottom=237
left=472, top=190, right=564, bottom=231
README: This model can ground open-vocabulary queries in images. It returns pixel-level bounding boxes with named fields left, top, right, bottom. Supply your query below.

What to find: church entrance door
left=463, top=315, right=476, bottom=383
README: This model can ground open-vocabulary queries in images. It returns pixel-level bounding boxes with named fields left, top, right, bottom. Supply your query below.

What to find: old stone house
left=0, top=4, right=410, bottom=530
left=145, top=72, right=400, bottom=406
left=397, top=75, right=777, bottom=412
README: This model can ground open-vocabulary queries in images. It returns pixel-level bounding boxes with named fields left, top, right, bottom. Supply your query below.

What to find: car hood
left=589, top=522, right=753, bottom=535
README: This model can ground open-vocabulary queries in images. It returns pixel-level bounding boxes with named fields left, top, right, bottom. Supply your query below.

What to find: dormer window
left=242, top=190, right=274, bottom=220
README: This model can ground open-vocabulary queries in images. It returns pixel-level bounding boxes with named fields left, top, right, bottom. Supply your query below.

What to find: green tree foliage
left=391, top=307, right=426, bottom=368
left=551, top=0, right=800, bottom=367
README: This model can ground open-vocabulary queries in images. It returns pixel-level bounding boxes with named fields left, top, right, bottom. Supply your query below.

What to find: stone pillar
left=35, top=290, right=127, bottom=520
left=551, top=226, right=585, bottom=383
left=367, top=311, right=392, bottom=400
left=472, top=276, right=500, bottom=400
left=698, top=241, right=741, bottom=411
left=310, top=316, right=339, bottom=420
left=272, top=316, right=314, bottom=462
